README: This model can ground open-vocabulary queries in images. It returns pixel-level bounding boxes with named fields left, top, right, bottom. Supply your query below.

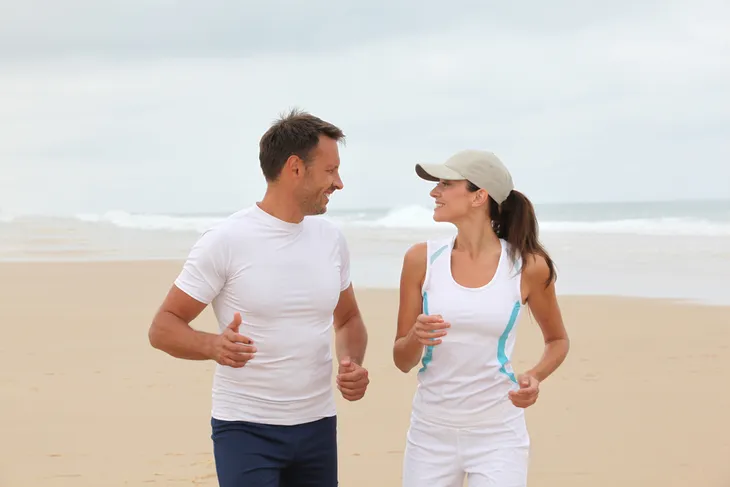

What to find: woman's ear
left=472, top=188, right=490, bottom=207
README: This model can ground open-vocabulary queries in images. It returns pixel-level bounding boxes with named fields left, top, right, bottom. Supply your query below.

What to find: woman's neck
left=453, top=216, right=500, bottom=259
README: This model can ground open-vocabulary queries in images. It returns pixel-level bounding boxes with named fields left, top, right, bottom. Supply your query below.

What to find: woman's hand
left=508, top=374, right=540, bottom=408
left=409, top=314, right=451, bottom=346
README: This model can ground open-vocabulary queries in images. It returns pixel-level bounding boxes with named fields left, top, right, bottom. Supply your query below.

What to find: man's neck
left=258, top=186, right=305, bottom=224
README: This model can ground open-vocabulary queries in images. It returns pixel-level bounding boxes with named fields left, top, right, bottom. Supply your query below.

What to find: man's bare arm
left=148, top=284, right=216, bottom=360
left=148, top=285, right=256, bottom=367
left=333, top=284, right=368, bottom=366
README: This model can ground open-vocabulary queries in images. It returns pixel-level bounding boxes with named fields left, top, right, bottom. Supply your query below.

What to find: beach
left=1, top=259, right=728, bottom=487
left=3, top=1, right=729, bottom=484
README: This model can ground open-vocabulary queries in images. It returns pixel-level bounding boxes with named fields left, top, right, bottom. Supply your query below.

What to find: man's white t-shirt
left=174, top=203, right=351, bottom=426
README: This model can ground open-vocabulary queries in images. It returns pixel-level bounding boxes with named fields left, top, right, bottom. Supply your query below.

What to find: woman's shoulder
left=521, top=251, right=556, bottom=289
left=404, top=236, right=452, bottom=264
left=403, top=241, right=428, bottom=266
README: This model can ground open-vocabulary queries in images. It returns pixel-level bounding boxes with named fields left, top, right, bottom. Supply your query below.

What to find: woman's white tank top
left=411, top=235, right=526, bottom=428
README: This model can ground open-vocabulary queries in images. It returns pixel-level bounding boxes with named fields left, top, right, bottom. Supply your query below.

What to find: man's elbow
left=148, top=323, right=162, bottom=350
left=336, top=310, right=367, bottom=334
left=148, top=312, right=169, bottom=350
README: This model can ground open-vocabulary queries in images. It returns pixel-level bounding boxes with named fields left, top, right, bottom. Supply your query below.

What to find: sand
left=1, top=260, right=728, bottom=487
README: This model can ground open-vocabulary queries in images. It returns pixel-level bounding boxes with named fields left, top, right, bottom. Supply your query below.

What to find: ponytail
left=489, top=190, right=556, bottom=287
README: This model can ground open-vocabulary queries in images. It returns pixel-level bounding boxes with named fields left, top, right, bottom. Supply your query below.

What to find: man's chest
left=222, top=243, right=343, bottom=321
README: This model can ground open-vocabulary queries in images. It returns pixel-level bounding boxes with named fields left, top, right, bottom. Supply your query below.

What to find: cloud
left=1, top=0, right=728, bottom=215
left=0, top=0, right=680, bottom=59
left=0, top=0, right=497, bottom=59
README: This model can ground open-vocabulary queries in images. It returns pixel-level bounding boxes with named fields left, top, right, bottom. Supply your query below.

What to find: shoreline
left=1, top=259, right=727, bottom=307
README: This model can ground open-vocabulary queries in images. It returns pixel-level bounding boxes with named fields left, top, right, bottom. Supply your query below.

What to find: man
left=148, top=109, right=370, bottom=487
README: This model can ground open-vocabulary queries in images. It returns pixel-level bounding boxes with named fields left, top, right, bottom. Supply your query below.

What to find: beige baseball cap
left=415, top=149, right=514, bottom=204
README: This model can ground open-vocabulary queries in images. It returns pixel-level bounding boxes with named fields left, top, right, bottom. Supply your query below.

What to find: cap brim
left=415, top=163, right=464, bottom=182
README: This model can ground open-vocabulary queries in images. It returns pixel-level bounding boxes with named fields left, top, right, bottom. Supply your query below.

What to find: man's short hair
left=259, top=108, right=345, bottom=182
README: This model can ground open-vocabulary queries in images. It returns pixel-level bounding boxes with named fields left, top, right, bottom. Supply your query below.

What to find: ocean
left=2, top=199, right=729, bottom=305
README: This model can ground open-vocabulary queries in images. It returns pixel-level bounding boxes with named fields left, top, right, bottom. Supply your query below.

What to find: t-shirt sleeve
left=174, top=228, right=228, bottom=304
left=336, top=228, right=352, bottom=292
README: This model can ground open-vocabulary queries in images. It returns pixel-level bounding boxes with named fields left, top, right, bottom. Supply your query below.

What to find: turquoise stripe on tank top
left=497, top=300, right=521, bottom=383
left=418, top=244, right=448, bottom=373
left=418, top=291, right=432, bottom=373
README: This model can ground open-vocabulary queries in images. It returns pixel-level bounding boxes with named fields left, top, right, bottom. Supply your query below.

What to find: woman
left=393, top=149, right=570, bottom=487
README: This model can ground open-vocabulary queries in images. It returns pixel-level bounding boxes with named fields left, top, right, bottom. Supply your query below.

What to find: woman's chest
left=425, top=288, right=521, bottom=342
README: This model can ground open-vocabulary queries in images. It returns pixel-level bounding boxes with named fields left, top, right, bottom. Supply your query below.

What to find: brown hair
left=259, top=108, right=345, bottom=182
left=467, top=182, right=556, bottom=287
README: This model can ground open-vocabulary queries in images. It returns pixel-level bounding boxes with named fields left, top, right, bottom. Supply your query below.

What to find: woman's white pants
left=402, top=413, right=530, bottom=487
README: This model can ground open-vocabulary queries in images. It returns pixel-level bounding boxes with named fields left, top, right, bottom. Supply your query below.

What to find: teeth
left=435, top=203, right=444, bottom=208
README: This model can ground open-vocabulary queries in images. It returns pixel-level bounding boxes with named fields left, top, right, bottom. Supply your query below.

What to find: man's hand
left=508, top=373, right=540, bottom=408
left=336, top=357, right=369, bottom=401
left=208, top=312, right=256, bottom=368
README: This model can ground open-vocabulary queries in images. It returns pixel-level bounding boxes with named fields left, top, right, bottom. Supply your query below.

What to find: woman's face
left=429, top=179, right=481, bottom=223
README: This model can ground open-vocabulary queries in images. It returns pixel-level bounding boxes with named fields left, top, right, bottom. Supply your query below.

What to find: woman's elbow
left=392, top=341, right=419, bottom=373
left=393, top=356, right=414, bottom=374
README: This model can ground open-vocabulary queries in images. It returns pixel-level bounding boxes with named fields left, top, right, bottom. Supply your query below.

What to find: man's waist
left=211, top=384, right=336, bottom=426
left=214, top=363, right=332, bottom=395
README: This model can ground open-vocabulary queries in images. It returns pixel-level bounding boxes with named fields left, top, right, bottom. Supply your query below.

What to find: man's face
left=296, top=136, right=344, bottom=215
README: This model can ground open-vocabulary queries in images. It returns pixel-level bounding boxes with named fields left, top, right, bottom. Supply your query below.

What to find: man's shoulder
left=206, top=206, right=259, bottom=233
left=191, top=206, right=259, bottom=249
left=225, top=205, right=260, bottom=224
left=303, top=215, right=344, bottom=237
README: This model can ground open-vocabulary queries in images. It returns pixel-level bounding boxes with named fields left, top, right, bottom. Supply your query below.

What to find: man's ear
left=284, top=155, right=305, bottom=179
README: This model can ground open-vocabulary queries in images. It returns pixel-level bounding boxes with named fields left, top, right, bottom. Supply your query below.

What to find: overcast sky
left=1, top=0, right=729, bottom=215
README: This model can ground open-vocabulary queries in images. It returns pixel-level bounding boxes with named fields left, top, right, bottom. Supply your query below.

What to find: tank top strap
left=422, top=237, right=453, bottom=295
left=497, top=239, right=524, bottom=303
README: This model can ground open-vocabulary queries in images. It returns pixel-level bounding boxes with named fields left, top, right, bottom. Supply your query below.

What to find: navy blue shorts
left=210, top=415, right=338, bottom=487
